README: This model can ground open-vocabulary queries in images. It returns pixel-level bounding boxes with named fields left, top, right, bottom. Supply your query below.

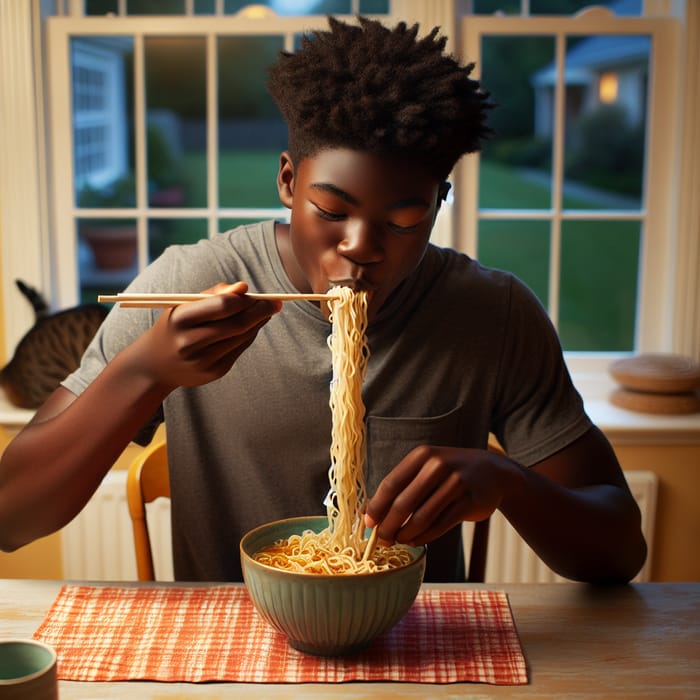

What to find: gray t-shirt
left=64, top=220, right=591, bottom=581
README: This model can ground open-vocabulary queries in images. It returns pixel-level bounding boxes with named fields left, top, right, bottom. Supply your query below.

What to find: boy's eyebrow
left=310, top=183, right=430, bottom=210
left=310, top=182, right=358, bottom=205
left=388, top=197, right=431, bottom=211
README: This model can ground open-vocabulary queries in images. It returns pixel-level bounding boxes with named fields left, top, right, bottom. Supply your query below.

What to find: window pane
left=145, top=37, right=206, bottom=208
left=471, top=0, right=642, bottom=15
left=559, top=220, right=640, bottom=351
left=224, top=0, right=350, bottom=14
left=127, top=0, right=185, bottom=14
left=78, top=218, right=138, bottom=302
left=194, top=0, right=216, bottom=13
left=477, top=220, right=550, bottom=306
left=85, top=0, right=119, bottom=15
left=479, top=35, right=555, bottom=209
left=149, top=219, right=207, bottom=261
left=218, top=36, right=286, bottom=207
left=472, top=0, right=519, bottom=13
left=359, top=0, right=389, bottom=12
left=563, top=34, right=649, bottom=211
left=72, top=37, right=135, bottom=206
left=529, top=0, right=637, bottom=15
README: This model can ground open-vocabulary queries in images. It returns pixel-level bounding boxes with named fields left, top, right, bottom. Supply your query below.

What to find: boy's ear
left=433, top=181, right=451, bottom=222
left=277, top=151, right=295, bottom=209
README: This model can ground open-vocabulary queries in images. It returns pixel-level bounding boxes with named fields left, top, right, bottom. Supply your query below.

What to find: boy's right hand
left=124, top=281, right=281, bottom=391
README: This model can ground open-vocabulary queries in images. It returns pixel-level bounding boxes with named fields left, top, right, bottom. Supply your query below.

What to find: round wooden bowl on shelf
left=608, top=353, right=700, bottom=415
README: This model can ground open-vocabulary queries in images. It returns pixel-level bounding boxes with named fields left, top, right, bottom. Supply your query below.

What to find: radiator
left=62, top=470, right=174, bottom=581
left=463, top=469, right=657, bottom=583
left=62, top=470, right=656, bottom=583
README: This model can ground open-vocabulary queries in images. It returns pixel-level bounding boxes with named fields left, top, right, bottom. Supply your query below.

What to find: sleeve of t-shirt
left=490, top=274, right=592, bottom=467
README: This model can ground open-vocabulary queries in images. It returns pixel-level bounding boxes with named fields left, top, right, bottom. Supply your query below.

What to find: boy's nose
left=336, top=221, right=383, bottom=265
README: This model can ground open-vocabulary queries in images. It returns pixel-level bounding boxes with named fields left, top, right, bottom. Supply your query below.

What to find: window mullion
left=134, top=32, right=148, bottom=270
left=207, top=33, right=219, bottom=239
left=548, top=30, right=568, bottom=330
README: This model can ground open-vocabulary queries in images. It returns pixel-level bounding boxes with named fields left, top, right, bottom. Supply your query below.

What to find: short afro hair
left=267, top=16, right=494, bottom=180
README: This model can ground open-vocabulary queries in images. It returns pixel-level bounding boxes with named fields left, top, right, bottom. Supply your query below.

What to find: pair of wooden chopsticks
left=98, top=292, right=339, bottom=308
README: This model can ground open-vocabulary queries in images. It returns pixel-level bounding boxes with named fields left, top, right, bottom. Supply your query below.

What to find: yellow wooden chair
left=126, top=440, right=170, bottom=581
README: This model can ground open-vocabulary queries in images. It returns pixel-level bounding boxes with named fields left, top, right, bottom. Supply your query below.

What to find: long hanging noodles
left=253, top=288, right=413, bottom=574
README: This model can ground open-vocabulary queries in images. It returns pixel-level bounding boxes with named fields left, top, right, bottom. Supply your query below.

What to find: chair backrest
left=465, top=438, right=506, bottom=583
left=126, top=440, right=170, bottom=581
left=466, top=519, right=490, bottom=583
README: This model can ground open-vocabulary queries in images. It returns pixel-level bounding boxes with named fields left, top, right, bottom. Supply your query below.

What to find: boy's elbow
left=571, top=531, right=648, bottom=585
left=0, top=520, right=30, bottom=553
left=0, top=512, right=30, bottom=552
left=0, top=496, right=39, bottom=553
left=0, top=537, right=24, bottom=554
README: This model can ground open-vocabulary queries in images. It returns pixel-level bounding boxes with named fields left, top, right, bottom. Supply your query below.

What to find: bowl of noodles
left=240, top=288, right=425, bottom=655
left=240, top=515, right=426, bottom=656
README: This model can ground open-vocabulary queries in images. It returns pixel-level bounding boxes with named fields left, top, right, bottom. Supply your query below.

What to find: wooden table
left=0, top=580, right=697, bottom=698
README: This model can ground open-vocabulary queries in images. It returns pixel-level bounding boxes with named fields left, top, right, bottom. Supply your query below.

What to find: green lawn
left=476, top=160, right=639, bottom=351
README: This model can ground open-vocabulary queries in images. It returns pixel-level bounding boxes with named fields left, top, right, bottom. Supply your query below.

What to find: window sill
left=1, top=378, right=699, bottom=445
left=572, top=370, right=700, bottom=445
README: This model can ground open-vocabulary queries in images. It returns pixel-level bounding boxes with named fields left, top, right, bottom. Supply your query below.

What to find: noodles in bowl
left=240, top=516, right=426, bottom=656
left=252, top=526, right=414, bottom=575
left=240, top=287, right=426, bottom=655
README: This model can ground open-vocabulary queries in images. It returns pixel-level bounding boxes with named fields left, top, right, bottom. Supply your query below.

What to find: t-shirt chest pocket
left=365, top=406, right=464, bottom=495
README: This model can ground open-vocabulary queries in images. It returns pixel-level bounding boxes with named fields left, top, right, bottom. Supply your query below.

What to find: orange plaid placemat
left=34, top=585, right=528, bottom=684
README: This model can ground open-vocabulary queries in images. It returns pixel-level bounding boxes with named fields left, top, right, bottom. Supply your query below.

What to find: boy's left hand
left=364, top=445, right=523, bottom=546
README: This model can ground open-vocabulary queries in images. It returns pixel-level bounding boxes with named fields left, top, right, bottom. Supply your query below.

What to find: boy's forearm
left=0, top=349, right=170, bottom=551
left=499, top=465, right=647, bottom=583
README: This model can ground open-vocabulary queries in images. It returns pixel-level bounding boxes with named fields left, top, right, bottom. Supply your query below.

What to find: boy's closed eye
left=388, top=206, right=430, bottom=232
left=312, top=202, right=346, bottom=221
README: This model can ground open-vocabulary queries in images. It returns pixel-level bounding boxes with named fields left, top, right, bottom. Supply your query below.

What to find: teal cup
left=0, top=640, right=57, bottom=700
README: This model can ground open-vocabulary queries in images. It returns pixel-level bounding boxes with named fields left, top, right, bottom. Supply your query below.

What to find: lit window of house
left=599, top=72, right=619, bottom=103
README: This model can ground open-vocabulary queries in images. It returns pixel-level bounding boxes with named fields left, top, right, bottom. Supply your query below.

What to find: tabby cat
left=0, top=280, right=108, bottom=409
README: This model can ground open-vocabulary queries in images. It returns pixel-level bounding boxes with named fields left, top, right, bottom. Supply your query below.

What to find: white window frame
left=457, top=6, right=687, bottom=376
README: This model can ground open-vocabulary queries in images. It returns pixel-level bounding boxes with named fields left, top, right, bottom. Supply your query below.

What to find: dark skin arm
left=0, top=282, right=280, bottom=551
left=365, top=426, right=647, bottom=583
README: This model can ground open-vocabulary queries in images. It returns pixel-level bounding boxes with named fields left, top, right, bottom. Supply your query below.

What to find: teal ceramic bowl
left=240, top=515, right=426, bottom=656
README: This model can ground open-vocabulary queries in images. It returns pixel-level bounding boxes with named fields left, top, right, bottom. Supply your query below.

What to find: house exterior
left=530, top=0, right=649, bottom=137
